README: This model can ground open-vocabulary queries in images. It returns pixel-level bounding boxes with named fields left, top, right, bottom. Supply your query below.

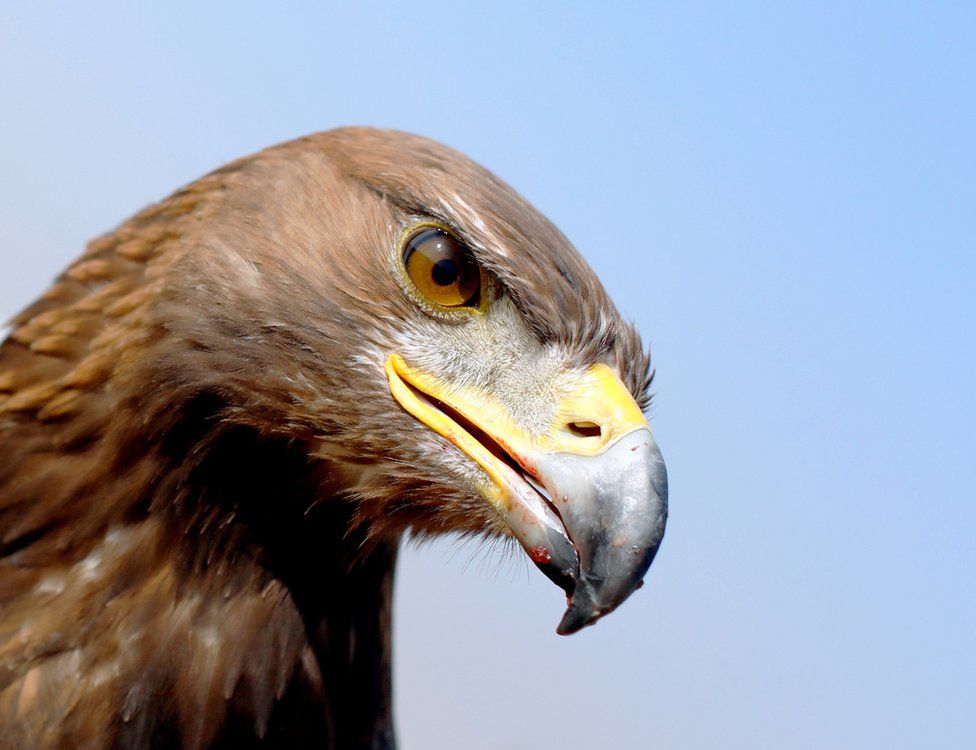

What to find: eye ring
left=397, top=222, right=486, bottom=314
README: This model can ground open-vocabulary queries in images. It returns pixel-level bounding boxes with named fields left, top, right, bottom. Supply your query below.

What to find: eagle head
left=0, top=127, right=667, bottom=746
left=149, top=128, right=668, bottom=633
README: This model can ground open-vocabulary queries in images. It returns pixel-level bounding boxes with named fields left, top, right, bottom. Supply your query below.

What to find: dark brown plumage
left=0, top=128, right=663, bottom=749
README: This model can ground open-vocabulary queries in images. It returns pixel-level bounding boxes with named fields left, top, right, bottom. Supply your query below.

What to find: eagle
left=0, top=128, right=667, bottom=749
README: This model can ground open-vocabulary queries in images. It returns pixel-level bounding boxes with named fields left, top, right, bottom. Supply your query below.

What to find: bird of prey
left=0, top=128, right=668, bottom=749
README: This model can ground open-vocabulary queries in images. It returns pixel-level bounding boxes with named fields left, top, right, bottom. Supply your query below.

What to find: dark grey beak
left=535, top=428, right=668, bottom=635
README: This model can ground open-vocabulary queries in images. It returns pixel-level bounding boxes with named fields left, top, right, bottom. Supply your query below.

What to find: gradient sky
left=1, top=3, right=973, bottom=748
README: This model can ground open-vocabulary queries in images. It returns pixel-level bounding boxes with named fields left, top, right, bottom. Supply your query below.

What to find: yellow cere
left=544, top=363, right=649, bottom=454
left=385, top=354, right=649, bottom=504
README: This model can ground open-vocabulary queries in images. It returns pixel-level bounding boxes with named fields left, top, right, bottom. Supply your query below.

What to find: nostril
left=567, top=421, right=602, bottom=438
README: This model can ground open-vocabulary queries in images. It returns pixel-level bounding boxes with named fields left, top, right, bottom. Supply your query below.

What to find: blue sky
left=1, top=3, right=973, bottom=748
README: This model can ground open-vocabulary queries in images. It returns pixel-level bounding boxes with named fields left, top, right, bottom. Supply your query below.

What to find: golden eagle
left=0, top=128, right=667, bottom=749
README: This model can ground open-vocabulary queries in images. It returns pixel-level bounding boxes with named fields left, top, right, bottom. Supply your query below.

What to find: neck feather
left=0, top=390, right=399, bottom=749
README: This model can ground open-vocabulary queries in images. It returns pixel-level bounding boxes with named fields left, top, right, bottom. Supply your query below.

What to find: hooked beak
left=386, top=354, right=668, bottom=634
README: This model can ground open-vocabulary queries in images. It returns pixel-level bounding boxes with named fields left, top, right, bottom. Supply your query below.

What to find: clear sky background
left=1, top=3, right=973, bottom=748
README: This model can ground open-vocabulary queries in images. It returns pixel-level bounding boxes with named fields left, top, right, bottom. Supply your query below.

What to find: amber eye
left=402, top=227, right=481, bottom=308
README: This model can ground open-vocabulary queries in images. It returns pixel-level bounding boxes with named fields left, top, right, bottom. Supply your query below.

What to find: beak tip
left=555, top=606, right=591, bottom=636
left=554, top=531, right=667, bottom=637
left=554, top=584, right=612, bottom=636
left=556, top=623, right=580, bottom=637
